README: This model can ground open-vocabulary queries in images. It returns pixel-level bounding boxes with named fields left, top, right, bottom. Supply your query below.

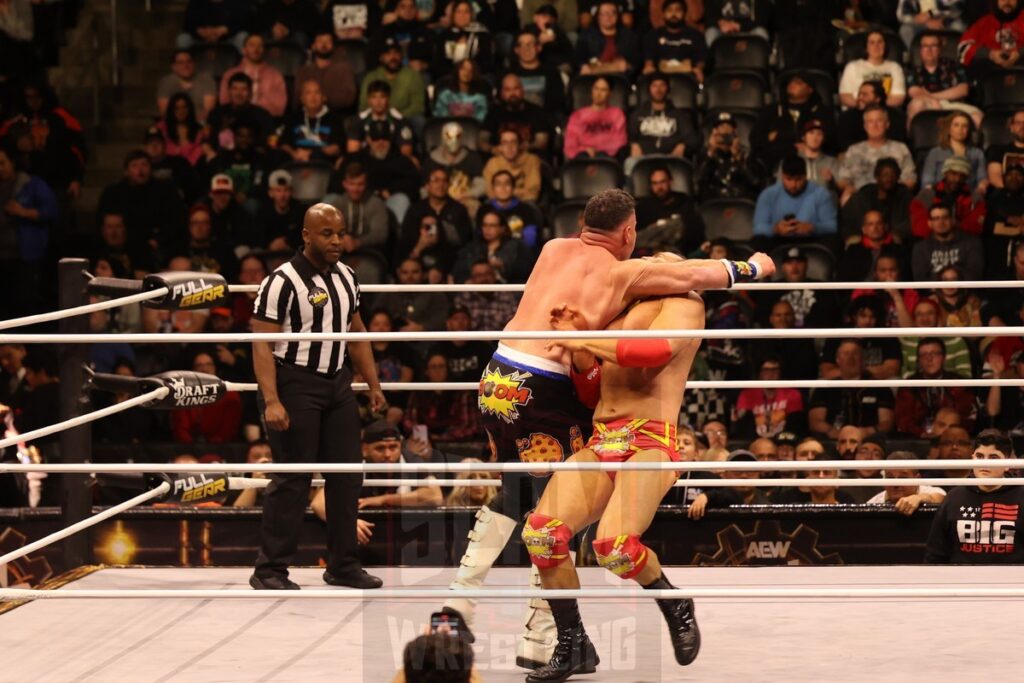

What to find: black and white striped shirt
left=253, top=252, right=360, bottom=375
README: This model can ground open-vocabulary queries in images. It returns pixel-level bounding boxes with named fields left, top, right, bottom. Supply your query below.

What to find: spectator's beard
left=664, top=17, right=683, bottom=29
left=996, top=6, right=1022, bottom=22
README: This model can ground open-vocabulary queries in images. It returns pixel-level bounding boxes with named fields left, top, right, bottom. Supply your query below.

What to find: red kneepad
left=592, top=534, right=649, bottom=579
left=522, top=513, right=573, bottom=568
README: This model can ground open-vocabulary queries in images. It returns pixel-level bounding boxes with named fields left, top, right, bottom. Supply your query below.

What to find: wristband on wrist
left=720, top=259, right=760, bottom=287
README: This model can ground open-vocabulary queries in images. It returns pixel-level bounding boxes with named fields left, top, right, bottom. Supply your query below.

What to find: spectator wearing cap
left=207, top=173, right=252, bottom=252
left=403, top=352, right=484, bottom=441
left=562, top=76, right=627, bottom=160
left=255, top=0, right=319, bottom=49
left=483, top=127, right=542, bottom=201
left=97, top=150, right=188, bottom=270
left=347, top=80, right=417, bottom=166
left=293, top=29, right=357, bottom=113
left=640, top=0, right=701, bottom=80
left=280, top=80, right=346, bottom=165
left=704, top=0, right=772, bottom=45
left=920, top=112, right=987, bottom=191
left=346, top=119, right=421, bottom=222
left=170, top=350, right=243, bottom=443
left=986, top=109, right=1024, bottom=190
left=840, top=158, right=913, bottom=242
left=478, top=170, right=544, bottom=248
left=896, top=337, right=977, bottom=437
left=753, top=153, right=837, bottom=250
left=626, top=74, right=700, bottom=173
left=838, top=211, right=909, bottom=283
left=819, top=296, right=902, bottom=381
left=751, top=72, right=836, bottom=175
left=732, top=355, right=806, bottom=439
left=508, top=30, right=567, bottom=113
left=633, top=165, right=706, bottom=254
left=427, top=306, right=495, bottom=382
left=157, top=49, right=217, bottom=121
left=483, top=74, right=555, bottom=155
left=695, top=111, right=764, bottom=201
left=576, top=0, right=640, bottom=76
left=205, top=121, right=268, bottom=214
left=839, top=30, right=906, bottom=109
left=356, top=420, right=443, bottom=508
left=866, top=451, right=946, bottom=513
left=720, top=450, right=769, bottom=505
left=218, top=34, right=288, bottom=118
left=372, top=0, right=434, bottom=72
left=255, top=170, right=305, bottom=251
left=157, top=93, right=209, bottom=167
left=424, top=121, right=486, bottom=216
left=836, top=81, right=908, bottom=152
left=906, top=29, right=980, bottom=127
left=177, top=0, right=249, bottom=50
left=323, top=162, right=391, bottom=257
left=359, top=37, right=426, bottom=128
left=910, top=155, right=986, bottom=239
left=143, top=127, right=201, bottom=204
left=982, top=164, right=1024, bottom=278
left=753, top=246, right=841, bottom=329
left=522, top=3, right=575, bottom=69
left=910, top=204, right=984, bottom=281
left=808, top=339, right=896, bottom=437
left=206, top=73, right=276, bottom=152
left=837, top=106, right=916, bottom=206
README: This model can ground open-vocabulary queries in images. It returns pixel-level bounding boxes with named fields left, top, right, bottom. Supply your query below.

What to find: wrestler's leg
left=593, top=448, right=701, bottom=666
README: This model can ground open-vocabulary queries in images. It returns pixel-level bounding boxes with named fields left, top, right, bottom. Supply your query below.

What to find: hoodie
left=959, top=6, right=1024, bottom=66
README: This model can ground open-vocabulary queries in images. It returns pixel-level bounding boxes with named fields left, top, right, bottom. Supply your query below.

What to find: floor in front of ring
left=1, top=565, right=1023, bottom=682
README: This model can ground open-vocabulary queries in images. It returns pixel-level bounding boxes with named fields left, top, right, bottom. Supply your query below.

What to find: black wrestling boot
left=525, top=599, right=599, bottom=683
left=644, top=572, right=701, bottom=665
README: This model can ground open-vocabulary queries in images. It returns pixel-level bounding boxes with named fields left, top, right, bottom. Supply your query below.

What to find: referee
left=249, top=203, right=387, bottom=590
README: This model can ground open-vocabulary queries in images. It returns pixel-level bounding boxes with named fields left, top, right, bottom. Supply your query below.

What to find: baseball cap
left=941, top=155, right=971, bottom=176
left=802, top=119, right=824, bottom=135
left=775, top=432, right=799, bottom=447
left=268, top=169, right=292, bottom=187
left=727, top=449, right=758, bottom=462
left=367, top=120, right=391, bottom=141
left=379, top=37, right=401, bottom=54
left=143, top=126, right=163, bottom=142
left=362, top=420, right=402, bottom=444
left=782, top=246, right=807, bottom=262
left=210, top=173, right=234, bottom=193
left=713, top=111, right=736, bottom=127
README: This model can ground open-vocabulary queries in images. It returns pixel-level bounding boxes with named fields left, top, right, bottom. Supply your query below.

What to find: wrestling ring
left=0, top=258, right=1022, bottom=681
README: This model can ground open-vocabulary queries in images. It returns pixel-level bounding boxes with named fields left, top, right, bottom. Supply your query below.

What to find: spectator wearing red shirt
left=170, top=351, right=242, bottom=443
left=732, top=356, right=805, bottom=438
left=562, top=76, right=627, bottom=160
left=910, top=156, right=986, bottom=239
left=218, top=34, right=288, bottom=117
left=958, top=0, right=1024, bottom=80
left=895, top=338, right=977, bottom=437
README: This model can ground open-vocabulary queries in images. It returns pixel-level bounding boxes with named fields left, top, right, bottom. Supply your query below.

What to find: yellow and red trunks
left=585, top=418, right=680, bottom=481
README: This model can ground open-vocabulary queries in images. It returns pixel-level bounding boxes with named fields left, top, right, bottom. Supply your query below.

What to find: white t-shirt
left=839, top=59, right=907, bottom=98
left=865, top=486, right=946, bottom=505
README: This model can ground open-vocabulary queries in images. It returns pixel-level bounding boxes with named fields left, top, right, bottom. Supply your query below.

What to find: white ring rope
left=2, top=586, right=1024, bottom=601
left=290, top=477, right=1019, bottom=488
left=0, top=460, right=1016, bottom=474
left=0, top=387, right=169, bottom=450
left=227, top=280, right=1024, bottom=294
left=3, top=325, right=1021, bottom=345
left=0, top=482, right=170, bottom=567
left=0, top=287, right=169, bottom=332
left=222, top=378, right=1024, bottom=393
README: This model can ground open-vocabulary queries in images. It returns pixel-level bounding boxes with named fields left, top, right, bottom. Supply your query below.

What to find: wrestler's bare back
left=593, top=294, right=705, bottom=424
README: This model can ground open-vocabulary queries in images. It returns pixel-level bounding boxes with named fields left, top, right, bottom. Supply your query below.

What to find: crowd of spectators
left=3, top=1, right=1024, bottom=522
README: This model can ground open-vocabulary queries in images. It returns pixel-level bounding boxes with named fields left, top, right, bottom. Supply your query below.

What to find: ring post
left=58, top=258, right=92, bottom=568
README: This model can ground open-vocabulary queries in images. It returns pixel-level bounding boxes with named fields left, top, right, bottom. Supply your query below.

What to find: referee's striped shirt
left=253, top=252, right=360, bottom=375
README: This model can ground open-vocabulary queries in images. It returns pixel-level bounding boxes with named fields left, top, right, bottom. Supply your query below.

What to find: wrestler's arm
left=614, top=253, right=774, bottom=301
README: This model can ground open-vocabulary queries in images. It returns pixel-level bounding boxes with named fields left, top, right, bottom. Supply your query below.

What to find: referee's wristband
left=720, top=259, right=760, bottom=288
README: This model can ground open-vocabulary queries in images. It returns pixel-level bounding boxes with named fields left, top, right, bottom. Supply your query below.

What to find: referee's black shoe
left=323, top=568, right=383, bottom=589
left=250, top=574, right=300, bottom=590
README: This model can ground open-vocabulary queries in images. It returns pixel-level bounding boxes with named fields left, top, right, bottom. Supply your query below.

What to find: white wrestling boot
left=443, top=505, right=518, bottom=639
left=516, top=563, right=557, bottom=670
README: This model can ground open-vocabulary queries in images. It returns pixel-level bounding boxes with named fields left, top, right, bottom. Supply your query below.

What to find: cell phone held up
left=430, top=611, right=462, bottom=637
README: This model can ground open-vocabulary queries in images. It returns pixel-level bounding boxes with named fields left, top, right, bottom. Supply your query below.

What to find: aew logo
left=167, top=375, right=220, bottom=407
left=693, top=521, right=843, bottom=566
left=172, top=278, right=226, bottom=308
left=171, top=474, right=227, bottom=503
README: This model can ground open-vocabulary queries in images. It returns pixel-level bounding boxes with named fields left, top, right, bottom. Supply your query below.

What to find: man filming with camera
left=695, top=112, right=765, bottom=201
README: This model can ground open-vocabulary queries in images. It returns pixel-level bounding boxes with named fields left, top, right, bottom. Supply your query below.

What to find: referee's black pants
left=254, top=363, right=363, bottom=579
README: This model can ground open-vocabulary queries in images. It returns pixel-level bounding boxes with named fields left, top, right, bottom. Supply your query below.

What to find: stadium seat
left=702, top=72, right=769, bottom=112
left=908, top=29, right=961, bottom=67
left=980, top=68, right=1024, bottom=109
left=698, top=198, right=755, bottom=242
left=981, top=108, right=1017, bottom=150
left=422, top=117, right=484, bottom=152
left=709, top=35, right=771, bottom=74
left=769, top=242, right=835, bottom=282
left=190, top=43, right=240, bottom=80
left=560, top=158, right=623, bottom=200
left=335, top=39, right=367, bottom=77
left=908, top=109, right=950, bottom=153
left=284, top=161, right=333, bottom=203
left=569, top=74, right=630, bottom=111
left=777, top=69, right=837, bottom=110
left=701, top=109, right=757, bottom=150
left=551, top=199, right=588, bottom=238
left=839, top=28, right=904, bottom=66
left=630, top=155, right=694, bottom=197
left=264, top=41, right=305, bottom=78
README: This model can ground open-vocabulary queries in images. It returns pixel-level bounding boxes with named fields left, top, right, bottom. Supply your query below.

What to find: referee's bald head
left=303, top=202, right=346, bottom=232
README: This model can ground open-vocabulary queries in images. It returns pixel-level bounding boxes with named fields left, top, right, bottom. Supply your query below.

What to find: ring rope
left=0, top=287, right=169, bottom=332
left=3, top=325, right=1021, bottom=345
left=256, top=477, right=1020, bottom=488
left=2, top=587, right=1023, bottom=601
left=0, top=460, right=1017, bottom=474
